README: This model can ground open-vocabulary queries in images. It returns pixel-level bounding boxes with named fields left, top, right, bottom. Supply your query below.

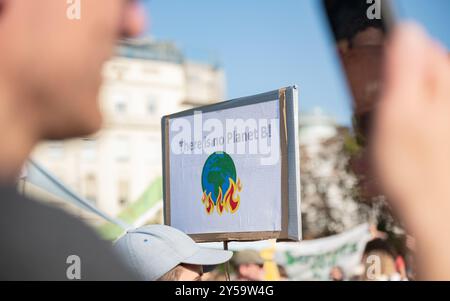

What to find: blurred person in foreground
left=114, top=225, right=233, bottom=281
left=0, top=0, right=145, bottom=280
left=325, top=0, right=387, bottom=199
left=231, top=250, right=266, bottom=281
left=327, top=0, right=450, bottom=280
left=372, top=24, right=450, bottom=280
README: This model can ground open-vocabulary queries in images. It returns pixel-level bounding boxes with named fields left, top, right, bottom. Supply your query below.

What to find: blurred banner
left=21, top=160, right=130, bottom=230
left=276, top=223, right=371, bottom=281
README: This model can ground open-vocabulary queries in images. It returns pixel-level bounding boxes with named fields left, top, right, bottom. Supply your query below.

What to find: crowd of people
left=329, top=229, right=414, bottom=281
left=0, top=0, right=449, bottom=281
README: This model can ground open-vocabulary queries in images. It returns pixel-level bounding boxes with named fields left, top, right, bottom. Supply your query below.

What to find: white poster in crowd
left=276, top=224, right=371, bottom=281
left=168, top=100, right=282, bottom=234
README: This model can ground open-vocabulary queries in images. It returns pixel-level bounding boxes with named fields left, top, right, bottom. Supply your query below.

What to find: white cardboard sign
left=162, top=87, right=301, bottom=242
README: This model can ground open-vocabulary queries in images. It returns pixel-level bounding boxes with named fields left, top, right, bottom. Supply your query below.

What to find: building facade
left=31, top=39, right=225, bottom=219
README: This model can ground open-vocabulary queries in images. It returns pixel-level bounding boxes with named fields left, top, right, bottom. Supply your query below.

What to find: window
left=81, top=139, right=97, bottom=161
left=111, top=92, right=128, bottom=114
left=116, top=136, right=130, bottom=162
left=147, top=95, right=158, bottom=115
left=115, top=102, right=127, bottom=113
left=118, top=180, right=129, bottom=208
left=84, top=174, right=97, bottom=204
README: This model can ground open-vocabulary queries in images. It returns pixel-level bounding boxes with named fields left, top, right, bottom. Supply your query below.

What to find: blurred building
left=31, top=39, right=225, bottom=221
left=299, top=108, right=368, bottom=239
left=299, top=107, right=337, bottom=146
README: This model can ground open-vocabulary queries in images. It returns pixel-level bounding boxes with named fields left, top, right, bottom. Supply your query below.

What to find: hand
left=372, top=23, right=450, bottom=279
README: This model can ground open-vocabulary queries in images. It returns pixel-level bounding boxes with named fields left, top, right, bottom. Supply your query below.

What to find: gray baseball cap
left=114, top=225, right=233, bottom=281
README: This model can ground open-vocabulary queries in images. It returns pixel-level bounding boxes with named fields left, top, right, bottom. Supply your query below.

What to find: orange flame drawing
left=216, top=187, right=224, bottom=215
left=201, top=191, right=214, bottom=215
left=201, top=178, right=242, bottom=215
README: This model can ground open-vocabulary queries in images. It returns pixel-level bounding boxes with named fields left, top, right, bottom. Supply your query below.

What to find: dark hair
left=364, top=238, right=396, bottom=258
left=324, top=0, right=385, bottom=43
left=353, top=111, right=373, bottom=146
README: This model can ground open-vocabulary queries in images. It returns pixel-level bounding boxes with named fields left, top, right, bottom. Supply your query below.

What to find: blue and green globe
left=201, top=152, right=237, bottom=205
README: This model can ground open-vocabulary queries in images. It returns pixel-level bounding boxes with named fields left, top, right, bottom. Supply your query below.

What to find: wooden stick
left=223, top=241, right=231, bottom=281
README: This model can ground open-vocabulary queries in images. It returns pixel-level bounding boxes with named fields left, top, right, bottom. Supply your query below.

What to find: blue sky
left=143, top=0, right=450, bottom=125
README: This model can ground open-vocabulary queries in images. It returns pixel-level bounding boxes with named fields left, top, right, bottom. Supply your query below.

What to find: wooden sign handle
left=223, top=241, right=231, bottom=281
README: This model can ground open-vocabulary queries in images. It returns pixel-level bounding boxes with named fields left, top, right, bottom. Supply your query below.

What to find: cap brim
left=182, top=248, right=233, bottom=267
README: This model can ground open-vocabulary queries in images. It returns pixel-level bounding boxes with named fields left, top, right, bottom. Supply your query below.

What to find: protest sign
left=276, top=223, right=371, bottom=280
left=162, top=86, right=301, bottom=242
